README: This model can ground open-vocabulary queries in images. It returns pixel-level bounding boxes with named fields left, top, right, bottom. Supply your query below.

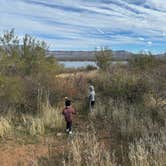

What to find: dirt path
left=0, top=134, right=67, bottom=166
left=0, top=142, right=48, bottom=166
left=0, top=114, right=84, bottom=166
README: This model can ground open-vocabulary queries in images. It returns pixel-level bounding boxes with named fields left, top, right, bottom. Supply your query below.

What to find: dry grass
left=0, top=117, right=12, bottom=138
left=41, top=104, right=64, bottom=131
left=129, top=128, right=166, bottom=166
left=19, top=103, right=64, bottom=136
left=22, top=115, right=45, bottom=136
left=63, top=132, right=117, bottom=166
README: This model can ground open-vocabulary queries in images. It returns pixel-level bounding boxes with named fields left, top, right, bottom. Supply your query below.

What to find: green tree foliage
left=95, top=48, right=112, bottom=71
left=0, top=29, right=63, bottom=112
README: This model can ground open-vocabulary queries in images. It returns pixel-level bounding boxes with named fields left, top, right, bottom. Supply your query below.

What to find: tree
left=0, top=29, right=63, bottom=112
left=95, top=48, right=112, bottom=71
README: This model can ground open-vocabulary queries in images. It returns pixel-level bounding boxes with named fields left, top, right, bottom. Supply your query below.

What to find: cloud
left=147, top=41, right=152, bottom=45
left=0, top=0, right=166, bottom=52
left=138, top=37, right=145, bottom=41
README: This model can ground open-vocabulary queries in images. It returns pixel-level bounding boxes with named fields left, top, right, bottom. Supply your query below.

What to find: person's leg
left=91, top=101, right=95, bottom=109
left=89, top=100, right=92, bottom=112
left=66, top=121, right=70, bottom=132
left=68, top=121, right=73, bottom=134
left=91, top=101, right=95, bottom=112
left=69, top=121, right=72, bottom=131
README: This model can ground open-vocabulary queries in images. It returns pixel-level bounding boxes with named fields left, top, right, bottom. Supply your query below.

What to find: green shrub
left=95, top=70, right=150, bottom=103
left=0, top=75, right=25, bottom=109
left=129, top=53, right=158, bottom=71
left=95, top=48, right=112, bottom=71
left=0, top=29, right=63, bottom=113
left=85, top=65, right=97, bottom=71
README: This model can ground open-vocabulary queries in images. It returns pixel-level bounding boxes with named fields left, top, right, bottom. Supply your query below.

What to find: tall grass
left=129, top=128, right=166, bottom=166
left=20, top=104, right=64, bottom=136
left=21, top=115, right=45, bottom=136
left=90, top=99, right=166, bottom=165
left=41, top=104, right=64, bottom=131
left=0, top=117, right=12, bottom=138
left=63, top=132, right=116, bottom=166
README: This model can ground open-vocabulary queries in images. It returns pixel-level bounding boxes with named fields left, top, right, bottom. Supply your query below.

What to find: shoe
left=66, top=129, right=69, bottom=132
left=69, top=131, right=72, bottom=135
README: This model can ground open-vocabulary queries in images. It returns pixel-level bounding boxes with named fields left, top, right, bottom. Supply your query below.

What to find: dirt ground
left=0, top=134, right=68, bottom=166
left=0, top=141, right=48, bottom=166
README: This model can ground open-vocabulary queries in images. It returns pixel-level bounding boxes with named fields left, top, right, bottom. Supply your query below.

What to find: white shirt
left=89, top=90, right=95, bottom=101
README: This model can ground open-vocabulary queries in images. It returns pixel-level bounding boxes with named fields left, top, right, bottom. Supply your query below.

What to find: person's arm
left=62, top=109, right=65, bottom=115
left=89, top=92, right=92, bottom=101
left=72, top=107, right=76, bottom=114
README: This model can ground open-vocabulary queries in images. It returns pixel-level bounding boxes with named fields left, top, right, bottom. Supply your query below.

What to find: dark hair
left=65, top=99, right=71, bottom=106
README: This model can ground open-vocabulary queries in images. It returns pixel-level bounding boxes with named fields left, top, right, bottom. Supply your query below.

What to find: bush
left=95, top=48, right=112, bottom=71
left=95, top=69, right=150, bottom=103
left=85, top=65, right=97, bottom=71
left=0, top=75, right=25, bottom=108
left=0, top=29, right=63, bottom=113
left=129, top=53, right=158, bottom=71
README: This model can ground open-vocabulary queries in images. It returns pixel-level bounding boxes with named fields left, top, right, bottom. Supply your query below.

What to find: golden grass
left=129, top=129, right=166, bottom=166
left=22, top=115, right=45, bottom=136
left=20, top=104, right=64, bottom=136
left=0, top=117, right=12, bottom=138
left=64, top=132, right=116, bottom=166
left=41, top=104, right=64, bottom=130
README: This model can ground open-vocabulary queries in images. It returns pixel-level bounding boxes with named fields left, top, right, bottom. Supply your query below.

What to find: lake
left=59, top=61, right=97, bottom=68
left=59, top=61, right=128, bottom=68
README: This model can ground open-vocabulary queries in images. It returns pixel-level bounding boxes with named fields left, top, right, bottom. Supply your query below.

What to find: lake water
left=59, top=61, right=97, bottom=68
left=59, top=61, right=128, bottom=68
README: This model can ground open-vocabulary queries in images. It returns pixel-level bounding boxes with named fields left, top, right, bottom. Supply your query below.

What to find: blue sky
left=0, top=0, right=166, bottom=53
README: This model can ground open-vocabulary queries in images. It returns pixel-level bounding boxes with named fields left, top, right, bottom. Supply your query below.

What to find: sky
left=0, top=0, right=166, bottom=53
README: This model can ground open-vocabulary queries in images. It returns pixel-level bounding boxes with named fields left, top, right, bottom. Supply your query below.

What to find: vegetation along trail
left=0, top=30, right=165, bottom=166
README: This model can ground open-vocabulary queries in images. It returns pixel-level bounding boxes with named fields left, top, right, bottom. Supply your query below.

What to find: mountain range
left=47, top=50, right=166, bottom=61
left=47, top=50, right=134, bottom=61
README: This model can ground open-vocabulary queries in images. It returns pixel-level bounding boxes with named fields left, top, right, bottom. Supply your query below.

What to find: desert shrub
left=0, top=75, right=25, bottom=110
left=0, top=29, right=63, bottom=113
left=129, top=53, right=158, bottom=71
left=55, top=74, right=88, bottom=101
left=95, top=69, right=150, bottom=103
left=95, top=48, right=112, bottom=71
left=85, top=65, right=97, bottom=71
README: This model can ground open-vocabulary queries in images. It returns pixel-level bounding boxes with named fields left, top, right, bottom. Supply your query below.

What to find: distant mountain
left=47, top=50, right=134, bottom=61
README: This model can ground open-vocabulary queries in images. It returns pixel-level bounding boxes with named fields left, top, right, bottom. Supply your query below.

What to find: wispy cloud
left=0, top=0, right=166, bottom=53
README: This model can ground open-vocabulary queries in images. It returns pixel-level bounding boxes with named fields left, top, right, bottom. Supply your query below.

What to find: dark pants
left=89, top=100, right=95, bottom=112
left=91, top=101, right=95, bottom=108
left=66, top=121, right=72, bottom=131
